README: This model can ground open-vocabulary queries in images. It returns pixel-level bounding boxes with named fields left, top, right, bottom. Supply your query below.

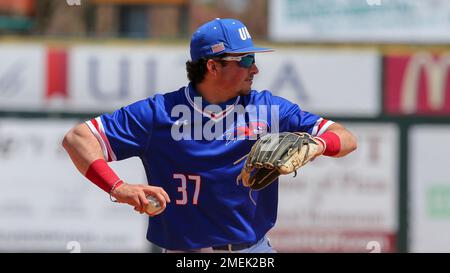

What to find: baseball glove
left=236, top=132, right=319, bottom=191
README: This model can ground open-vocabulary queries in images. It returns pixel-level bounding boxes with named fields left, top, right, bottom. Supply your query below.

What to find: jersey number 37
left=173, top=174, right=201, bottom=205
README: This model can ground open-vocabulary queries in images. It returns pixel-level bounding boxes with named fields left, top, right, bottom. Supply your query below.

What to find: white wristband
left=109, top=180, right=123, bottom=202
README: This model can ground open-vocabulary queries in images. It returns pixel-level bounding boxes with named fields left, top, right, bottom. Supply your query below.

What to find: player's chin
left=239, top=88, right=252, bottom=96
left=240, top=81, right=253, bottom=94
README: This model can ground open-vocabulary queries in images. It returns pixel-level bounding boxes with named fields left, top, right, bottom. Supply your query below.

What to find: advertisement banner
left=410, top=126, right=450, bottom=252
left=254, top=50, right=380, bottom=117
left=0, top=45, right=45, bottom=110
left=68, top=46, right=189, bottom=112
left=0, top=119, right=151, bottom=252
left=268, top=123, right=398, bottom=252
left=385, top=52, right=450, bottom=116
left=1, top=45, right=380, bottom=117
left=269, top=0, right=450, bottom=43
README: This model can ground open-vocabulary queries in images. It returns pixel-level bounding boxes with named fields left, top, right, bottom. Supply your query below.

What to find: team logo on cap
left=238, top=27, right=251, bottom=41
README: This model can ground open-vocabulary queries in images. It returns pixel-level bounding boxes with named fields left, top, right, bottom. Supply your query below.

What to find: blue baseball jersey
left=86, top=82, right=333, bottom=250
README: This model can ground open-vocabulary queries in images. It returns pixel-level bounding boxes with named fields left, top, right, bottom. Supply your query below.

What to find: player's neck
left=195, top=82, right=238, bottom=105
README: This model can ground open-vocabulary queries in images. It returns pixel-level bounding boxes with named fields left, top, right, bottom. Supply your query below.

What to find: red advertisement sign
left=46, top=48, right=68, bottom=99
left=385, top=53, right=450, bottom=115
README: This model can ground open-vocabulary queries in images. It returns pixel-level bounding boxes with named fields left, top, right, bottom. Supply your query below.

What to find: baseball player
left=62, top=18, right=357, bottom=253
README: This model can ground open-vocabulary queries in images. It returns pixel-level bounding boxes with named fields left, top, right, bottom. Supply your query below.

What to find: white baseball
left=145, top=195, right=162, bottom=215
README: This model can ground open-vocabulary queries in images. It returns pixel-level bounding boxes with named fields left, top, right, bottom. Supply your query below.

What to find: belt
left=212, top=241, right=257, bottom=251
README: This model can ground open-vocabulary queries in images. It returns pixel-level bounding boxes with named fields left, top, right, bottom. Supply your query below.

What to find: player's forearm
left=63, top=123, right=127, bottom=194
left=62, top=123, right=105, bottom=175
left=322, top=123, right=357, bottom=157
left=62, top=122, right=169, bottom=214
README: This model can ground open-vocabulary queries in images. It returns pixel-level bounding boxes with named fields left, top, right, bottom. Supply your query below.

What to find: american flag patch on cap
left=211, top=42, right=225, bottom=53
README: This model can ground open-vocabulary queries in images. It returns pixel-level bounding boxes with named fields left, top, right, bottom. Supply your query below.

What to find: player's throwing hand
left=111, top=183, right=170, bottom=216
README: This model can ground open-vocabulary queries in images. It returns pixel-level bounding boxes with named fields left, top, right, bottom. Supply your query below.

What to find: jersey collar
left=184, top=83, right=241, bottom=122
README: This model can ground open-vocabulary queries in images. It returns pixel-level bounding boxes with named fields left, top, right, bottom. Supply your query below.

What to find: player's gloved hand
left=111, top=183, right=170, bottom=216
left=236, top=132, right=320, bottom=191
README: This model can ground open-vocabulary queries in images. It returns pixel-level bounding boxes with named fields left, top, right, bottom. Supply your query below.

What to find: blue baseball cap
left=190, top=18, right=274, bottom=62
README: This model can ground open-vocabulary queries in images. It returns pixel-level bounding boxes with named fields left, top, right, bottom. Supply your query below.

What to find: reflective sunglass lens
left=240, top=55, right=255, bottom=68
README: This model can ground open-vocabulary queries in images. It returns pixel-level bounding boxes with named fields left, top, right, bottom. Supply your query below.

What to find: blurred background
left=0, top=0, right=449, bottom=253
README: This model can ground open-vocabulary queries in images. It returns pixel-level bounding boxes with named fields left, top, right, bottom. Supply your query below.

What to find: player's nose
left=250, top=63, right=259, bottom=75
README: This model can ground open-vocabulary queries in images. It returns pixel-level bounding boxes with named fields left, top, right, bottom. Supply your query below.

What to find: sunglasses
left=219, top=54, right=256, bottom=68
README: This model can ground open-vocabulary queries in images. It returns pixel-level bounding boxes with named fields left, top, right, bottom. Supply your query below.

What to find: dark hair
left=186, top=54, right=228, bottom=84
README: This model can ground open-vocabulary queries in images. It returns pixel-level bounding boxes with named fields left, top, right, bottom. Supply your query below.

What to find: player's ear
left=207, top=59, right=218, bottom=75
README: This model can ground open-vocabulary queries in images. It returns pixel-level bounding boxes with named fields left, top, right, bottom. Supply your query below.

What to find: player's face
left=217, top=53, right=259, bottom=96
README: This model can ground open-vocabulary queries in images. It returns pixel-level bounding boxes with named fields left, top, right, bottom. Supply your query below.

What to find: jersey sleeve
left=271, top=94, right=334, bottom=136
left=85, top=98, right=155, bottom=161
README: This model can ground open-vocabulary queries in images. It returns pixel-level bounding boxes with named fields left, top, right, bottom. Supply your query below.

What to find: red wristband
left=315, top=131, right=341, bottom=156
left=85, top=159, right=123, bottom=193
